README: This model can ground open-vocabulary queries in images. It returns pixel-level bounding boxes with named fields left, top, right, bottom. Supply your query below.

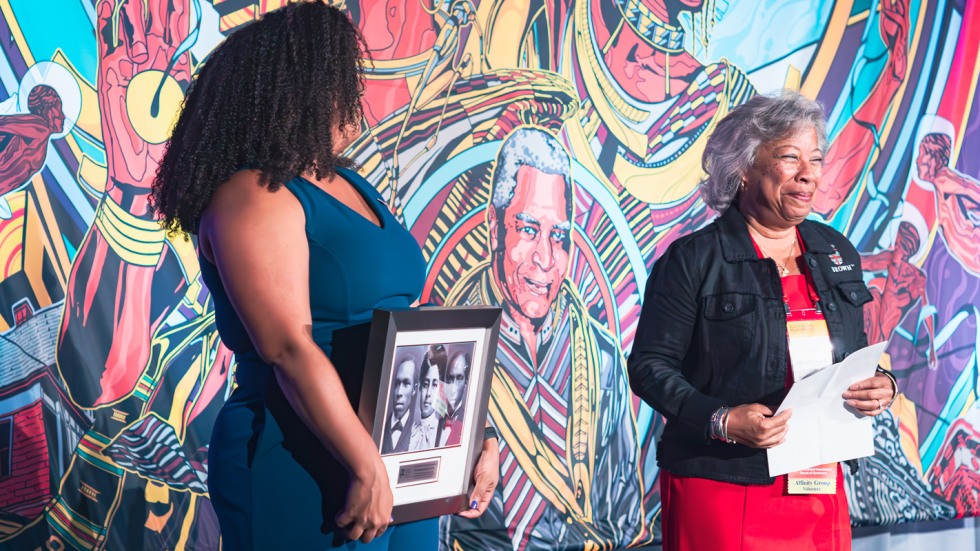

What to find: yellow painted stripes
left=93, top=198, right=166, bottom=266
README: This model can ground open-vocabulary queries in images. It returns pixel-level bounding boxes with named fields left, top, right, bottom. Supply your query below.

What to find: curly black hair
left=151, top=0, right=368, bottom=234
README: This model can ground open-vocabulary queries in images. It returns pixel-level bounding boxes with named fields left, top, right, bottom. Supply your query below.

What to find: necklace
left=756, top=239, right=798, bottom=277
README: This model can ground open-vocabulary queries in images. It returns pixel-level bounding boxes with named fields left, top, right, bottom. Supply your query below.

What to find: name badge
left=787, top=319, right=834, bottom=382
left=788, top=463, right=838, bottom=494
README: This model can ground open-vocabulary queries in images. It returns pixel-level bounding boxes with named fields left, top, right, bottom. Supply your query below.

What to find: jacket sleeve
left=627, top=241, right=724, bottom=445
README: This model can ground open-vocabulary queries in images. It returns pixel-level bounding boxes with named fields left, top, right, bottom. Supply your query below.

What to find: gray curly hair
left=490, top=127, right=572, bottom=211
left=700, top=90, right=828, bottom=213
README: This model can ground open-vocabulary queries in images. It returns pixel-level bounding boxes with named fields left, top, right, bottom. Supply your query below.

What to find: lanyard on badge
left=782, top=267, right=838, bottom=494
left=784, top=273, right=833, bottom=383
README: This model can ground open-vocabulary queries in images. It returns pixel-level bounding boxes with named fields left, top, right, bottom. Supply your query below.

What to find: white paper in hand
left=767, top=342, right=888, bottom=476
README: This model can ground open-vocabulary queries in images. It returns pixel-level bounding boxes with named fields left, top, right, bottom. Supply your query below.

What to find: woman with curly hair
left=151, top=2, right=498, bottom=548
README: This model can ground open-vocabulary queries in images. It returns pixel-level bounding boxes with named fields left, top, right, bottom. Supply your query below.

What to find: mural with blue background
left=0, top=0, right=978, bottom=548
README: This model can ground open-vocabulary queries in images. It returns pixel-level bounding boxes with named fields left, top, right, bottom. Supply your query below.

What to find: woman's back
left=200, top=167, right=425, bottom=549
left=200, top=167, right=424, bottom=359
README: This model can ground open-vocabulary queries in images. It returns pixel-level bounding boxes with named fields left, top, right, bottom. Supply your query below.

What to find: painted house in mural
left=0, top=191, right=89, bottom=534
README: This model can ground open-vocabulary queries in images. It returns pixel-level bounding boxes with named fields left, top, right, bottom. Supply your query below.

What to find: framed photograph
left=357, top=305, right=502, bottom=524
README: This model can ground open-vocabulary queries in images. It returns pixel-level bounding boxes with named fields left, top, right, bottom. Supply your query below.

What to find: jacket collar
left=716, top=205, right=835, bottom=263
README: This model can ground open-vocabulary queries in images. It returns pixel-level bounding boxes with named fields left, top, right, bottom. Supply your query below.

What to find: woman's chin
left=779, top=205, right=813, bottom=225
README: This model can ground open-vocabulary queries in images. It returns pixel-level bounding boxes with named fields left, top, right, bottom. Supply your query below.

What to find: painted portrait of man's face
left=491, top=165, right=571, bottom=321
left=47, top=97, right=65, bottom=133
left=391, top=358, right=416, bottom=420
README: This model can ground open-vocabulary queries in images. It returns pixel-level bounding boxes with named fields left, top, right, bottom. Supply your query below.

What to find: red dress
left=660, top=253, right=851, bottom=550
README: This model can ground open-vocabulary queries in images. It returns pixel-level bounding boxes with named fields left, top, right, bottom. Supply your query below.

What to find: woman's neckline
left=297, top=168, right=385, bottom=229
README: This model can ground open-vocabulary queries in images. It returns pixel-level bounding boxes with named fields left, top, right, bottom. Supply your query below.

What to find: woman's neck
left=738, top=203, right=798, bottom=242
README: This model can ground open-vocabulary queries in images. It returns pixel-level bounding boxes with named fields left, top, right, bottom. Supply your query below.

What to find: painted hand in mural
left=813, top=0, right=911, bottom=219
left=880, top=0, right=910, bottom=81
left=98, top=0, right=192, bottom=198
left=353, top=0, right=439, bottom=125
left=58, top=0, right=195, bottom=409
left=598, top=0, right=704, bottom=104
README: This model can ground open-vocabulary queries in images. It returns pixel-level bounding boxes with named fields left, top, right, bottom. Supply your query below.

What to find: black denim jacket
left=627, top=206, right=873, bottom=484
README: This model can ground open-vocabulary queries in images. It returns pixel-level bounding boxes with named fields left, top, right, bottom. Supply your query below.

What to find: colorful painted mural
left=0, top=0, right=978, bottom=549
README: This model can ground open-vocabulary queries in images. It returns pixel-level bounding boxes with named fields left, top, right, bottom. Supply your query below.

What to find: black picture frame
left=357, top=305, right=502, bottom=524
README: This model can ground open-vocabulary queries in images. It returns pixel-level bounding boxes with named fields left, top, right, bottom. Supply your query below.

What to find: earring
left=740, top=181, right=746, bottom=192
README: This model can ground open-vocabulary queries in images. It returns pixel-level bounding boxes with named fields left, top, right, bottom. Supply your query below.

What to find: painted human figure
left=928, top=420, right=980, bottom=514
left=813, top=0, right=911, bottom=218
left=444, top=127, right=642, bottom=550
left=349, top=0, right=438, bottom=125
left=39, top=1, right=232, bottom=548
left=383, top=356, right=419, bottom=454
left=567, top=0, right=755, bottom=228
left=862, top=221, right=936, bottom=367
left=57, top=0, right=200, bottom=408
left=916, top=132, right=980, bottom=275
left=0, top=85, right=65, bottom=196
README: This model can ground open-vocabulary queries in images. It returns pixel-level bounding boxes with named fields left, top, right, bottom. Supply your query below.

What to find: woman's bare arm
left=200, top=170, right=391, bottom=542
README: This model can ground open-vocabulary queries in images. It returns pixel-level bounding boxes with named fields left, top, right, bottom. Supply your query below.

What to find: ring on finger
left=875, top=398, right=881, bottom=410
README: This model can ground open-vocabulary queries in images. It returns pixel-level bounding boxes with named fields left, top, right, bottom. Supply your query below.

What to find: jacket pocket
left=837, top=281, right=873, bottom=307
left=703, top=293, right=757, bottom=321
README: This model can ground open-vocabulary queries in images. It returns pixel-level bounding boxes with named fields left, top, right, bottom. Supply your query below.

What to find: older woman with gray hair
left=628, top=90, right=896, bottom=550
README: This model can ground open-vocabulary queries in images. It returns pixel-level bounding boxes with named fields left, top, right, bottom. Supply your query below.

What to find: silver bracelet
left=709, top=406, right=736, bottom=444
left=722, top=408, right=736, bottom=444
left=876, top=366, right=898, bottom=408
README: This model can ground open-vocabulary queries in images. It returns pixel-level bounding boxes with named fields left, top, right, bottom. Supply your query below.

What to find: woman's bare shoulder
left=202, top=169, right=306, bottom=225
left=199, top=170, right=304, bottom=260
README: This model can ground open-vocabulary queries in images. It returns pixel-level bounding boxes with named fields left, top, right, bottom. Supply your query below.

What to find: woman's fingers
left=845, top=374, right=892, bottom=394
left=843, top=373, right=896, bottom=416
left=754, top=410, right=790, bottom=447
left=727, top=404, right=792, bottom=448
left=457, top=441, right=500, bottom=519
left=337, top=462, right=394, bottom=543
left=360, top=523, right=389, bottom=544
left=337, top=512, right=389, bottom=544
left=458, top=471, right=495, bottom=519
left=345, top=522, right=364, bottom=543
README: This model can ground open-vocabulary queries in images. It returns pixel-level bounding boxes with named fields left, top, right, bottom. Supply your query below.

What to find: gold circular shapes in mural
left=125, top=69, right=184, bottom=145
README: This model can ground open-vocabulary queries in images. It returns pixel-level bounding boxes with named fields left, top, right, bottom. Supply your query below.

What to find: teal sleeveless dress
left=202, top=168, right=429, bottom=549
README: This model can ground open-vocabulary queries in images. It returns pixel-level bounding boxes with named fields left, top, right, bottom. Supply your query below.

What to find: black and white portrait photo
left=381, top=342, right=475, bottom=455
